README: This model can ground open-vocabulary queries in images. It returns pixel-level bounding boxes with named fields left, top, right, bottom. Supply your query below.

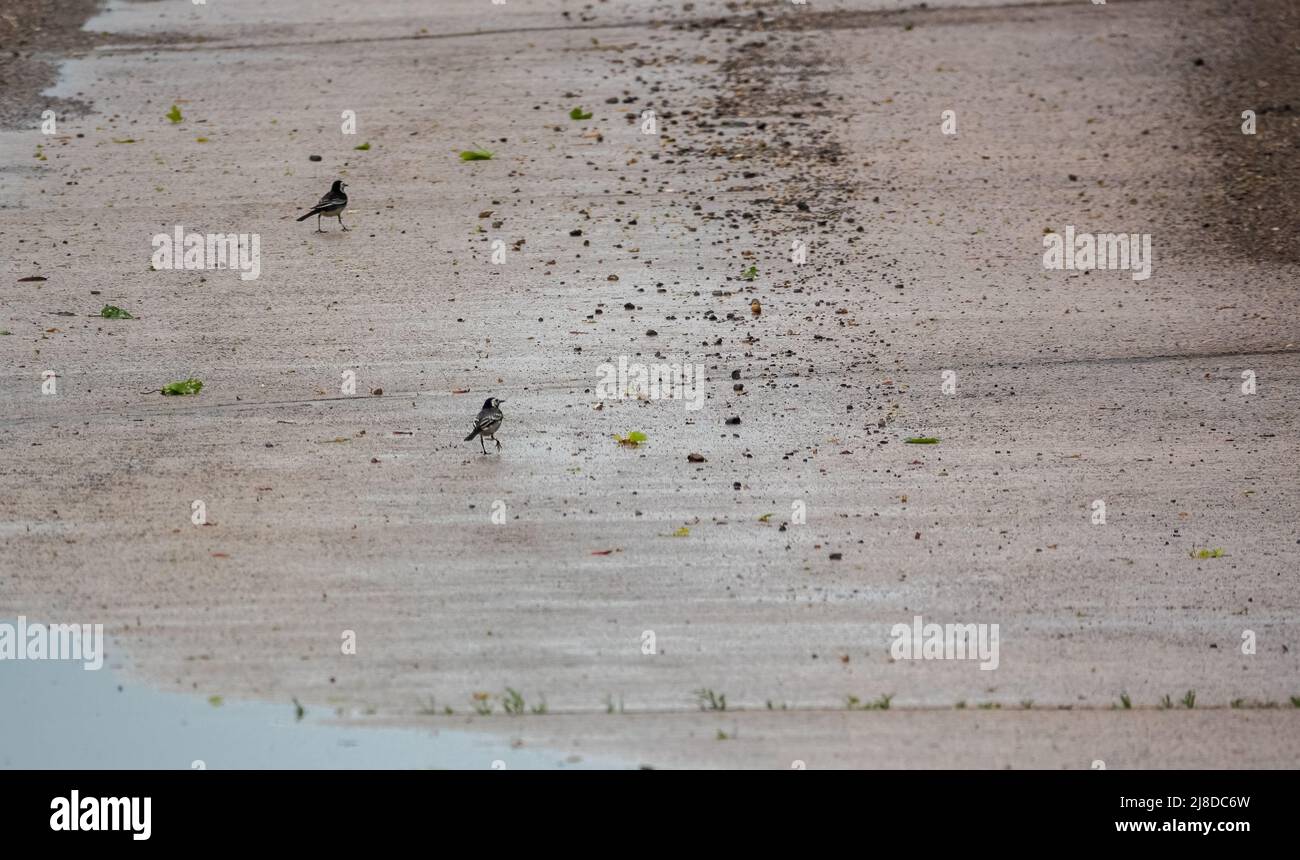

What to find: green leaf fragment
left=161, top=378, right=203, bottom=396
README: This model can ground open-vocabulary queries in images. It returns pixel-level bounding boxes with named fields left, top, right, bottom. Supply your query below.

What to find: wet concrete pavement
left=1, top=0, right=1297, bottom=767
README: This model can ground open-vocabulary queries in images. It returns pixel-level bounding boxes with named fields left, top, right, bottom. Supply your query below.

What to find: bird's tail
left=295, top=210, right=317, bottom=222
left=464, top=428, right=481, bottom=441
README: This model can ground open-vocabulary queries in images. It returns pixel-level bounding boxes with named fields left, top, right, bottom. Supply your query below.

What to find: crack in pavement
left=89, top=0, right=1165, bottom=57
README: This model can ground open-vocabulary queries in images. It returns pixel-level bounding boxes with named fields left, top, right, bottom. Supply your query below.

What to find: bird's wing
left=464, top=411, right=493, bottom=440
left=314, top=193, right=345, bottom=208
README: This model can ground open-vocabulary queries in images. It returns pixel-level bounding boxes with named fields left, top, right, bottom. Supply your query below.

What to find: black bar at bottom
left=2, top=770, right=1284, bottom=846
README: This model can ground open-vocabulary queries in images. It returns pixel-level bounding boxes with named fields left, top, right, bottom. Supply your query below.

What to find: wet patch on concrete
left=0, top=621, right=622, bottom=769
left=0, top=0, right=101, bottom=130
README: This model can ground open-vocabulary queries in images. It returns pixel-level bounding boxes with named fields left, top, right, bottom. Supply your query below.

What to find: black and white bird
left=296, top=180, right=349, bottom=232
left=464, top=397, right=505, bottom=454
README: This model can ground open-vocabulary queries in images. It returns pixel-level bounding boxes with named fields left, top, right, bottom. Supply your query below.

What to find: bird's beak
left=498, top=399, right=505, bottom=403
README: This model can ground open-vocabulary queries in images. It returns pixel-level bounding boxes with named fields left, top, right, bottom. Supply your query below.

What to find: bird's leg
left=480, top=436, right=488, bottom=455
left=495, top=436, right=502, bottom=451
left=339, top=214, right=349, bottom=232
left=316, top=213, right=325, bottom=233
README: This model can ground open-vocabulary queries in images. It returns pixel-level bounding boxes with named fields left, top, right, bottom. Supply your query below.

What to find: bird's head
left=483, top=397, right=503, bottom=409
left=332, top=180, right=348, bottom=192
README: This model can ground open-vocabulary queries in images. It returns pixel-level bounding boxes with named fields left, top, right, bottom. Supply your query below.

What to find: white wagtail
left=296, top=179, right=349, bottom=232
left=464, top=397, right=505, bottom=454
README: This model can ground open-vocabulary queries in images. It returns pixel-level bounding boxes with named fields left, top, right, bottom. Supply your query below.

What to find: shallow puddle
left=0, top=621, right=619, bottom=769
